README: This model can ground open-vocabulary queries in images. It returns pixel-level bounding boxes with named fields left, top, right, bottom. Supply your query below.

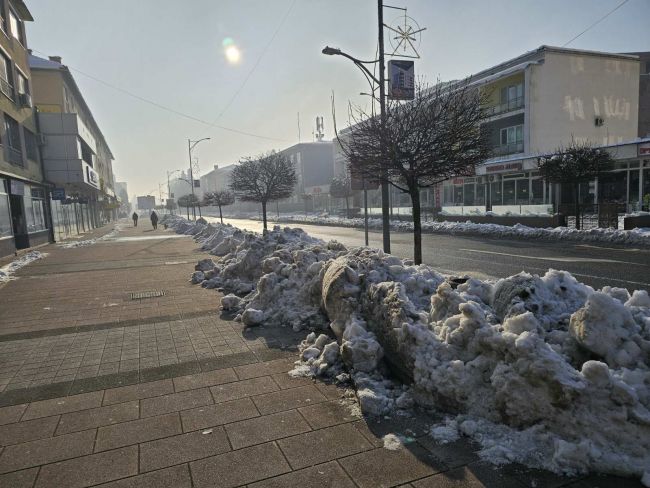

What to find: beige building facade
left=0, top=0, right=51, bottom=257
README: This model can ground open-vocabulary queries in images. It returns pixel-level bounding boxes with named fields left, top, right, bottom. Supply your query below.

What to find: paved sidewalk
left=0, top=221, right=642, bottom=487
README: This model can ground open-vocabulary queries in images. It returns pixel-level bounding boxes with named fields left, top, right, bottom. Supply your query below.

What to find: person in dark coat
left=150, top=210, right=159, bottom=230
left=132, top=212, right=138, bottom=227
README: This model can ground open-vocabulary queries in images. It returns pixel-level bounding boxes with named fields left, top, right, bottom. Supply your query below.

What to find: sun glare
left=222, top=37, right=241, bottom=64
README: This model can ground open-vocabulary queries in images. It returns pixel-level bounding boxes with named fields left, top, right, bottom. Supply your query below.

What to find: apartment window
left=8, top=9, right=24, bottom=45
left=0, top=6, right=7, bottom=35
left=24, top=128, right=37, bottom=161
left=16, top=71, right=28, bottom=95
left=0, top=51, right=13, bottom=99
left=4, top=114, right=22, bottom=165
left=500, top=125, right=523, bottom=145
left=500, top=83, right=523, bottom=103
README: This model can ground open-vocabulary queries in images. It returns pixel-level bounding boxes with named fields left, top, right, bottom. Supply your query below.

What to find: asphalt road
left=214, top=217, right=650, bottom=293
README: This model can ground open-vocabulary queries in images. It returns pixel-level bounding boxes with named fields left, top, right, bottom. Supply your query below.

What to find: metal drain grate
left=130, top=290, right=166, bottom=300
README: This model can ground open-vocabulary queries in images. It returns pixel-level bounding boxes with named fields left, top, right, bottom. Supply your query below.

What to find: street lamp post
left=321, top=0, right=391, bottom=254
left=167, top=169, right=181, bottom=215
left=187, top=138, right=210, bottom=220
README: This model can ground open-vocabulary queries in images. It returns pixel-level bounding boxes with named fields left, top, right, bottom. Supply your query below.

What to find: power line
left=209, top=0, right=297, bottom=126
left=562, top=0, right=630, bottom=47
left=30, top=49, right=290, bottom=143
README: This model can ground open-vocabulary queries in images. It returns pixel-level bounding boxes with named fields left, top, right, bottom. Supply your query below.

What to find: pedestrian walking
left=132, top=212, right=138, bottom=227
left=150, top=210, right=159, bottom=230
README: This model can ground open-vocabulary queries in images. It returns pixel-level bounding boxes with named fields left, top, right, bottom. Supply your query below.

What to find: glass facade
left=24, top=186, right=46, bottom=233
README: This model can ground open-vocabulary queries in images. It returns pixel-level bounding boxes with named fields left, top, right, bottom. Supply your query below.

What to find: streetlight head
left=322, top=46, right=341, bottom=56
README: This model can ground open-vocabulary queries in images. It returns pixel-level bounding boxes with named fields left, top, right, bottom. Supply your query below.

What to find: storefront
left=0, top=175, right=52, bottom=258
left=441, top=139, right=650, bottom=216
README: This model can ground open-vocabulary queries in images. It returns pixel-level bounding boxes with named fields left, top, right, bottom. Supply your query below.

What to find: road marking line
left=458, top=248, right=644, bottom=266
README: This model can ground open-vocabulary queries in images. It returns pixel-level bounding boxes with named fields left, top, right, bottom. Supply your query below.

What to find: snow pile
left=168, top=215, right=650, bottom=483
left=58, top=222, right=126, bottom=248
left=0, top=251, right=47, bottom=282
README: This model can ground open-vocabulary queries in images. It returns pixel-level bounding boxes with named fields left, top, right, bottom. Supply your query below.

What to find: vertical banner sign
left=388, top=60, right=415, bottom=100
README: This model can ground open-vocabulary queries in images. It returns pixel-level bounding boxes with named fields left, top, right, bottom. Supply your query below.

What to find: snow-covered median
left=165, top=214, right=650, bottom=484
left=0, top=251, right=47, bottom=282
left=218, top=211, right=650, bottom=247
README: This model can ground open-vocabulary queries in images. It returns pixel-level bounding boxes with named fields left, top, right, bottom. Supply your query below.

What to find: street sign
left=388, top=60, right=415, bottom=100
left=52, top=188, right=66, bottom=200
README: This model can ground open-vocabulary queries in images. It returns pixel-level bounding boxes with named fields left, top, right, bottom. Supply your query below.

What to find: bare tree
left=538, top=140, right=613, bottom=229
left=203, top=190, right=235, bottom=224
left=329, top=175, right=354, bottom=217
left=230, top=152, right=297, bottom=231
left=177, top=194, right=199, bottom=220
left=339, top=81, right=491, bottom=264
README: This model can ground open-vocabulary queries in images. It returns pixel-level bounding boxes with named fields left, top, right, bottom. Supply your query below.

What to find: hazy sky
left=25, top=0, right=649, bottom=197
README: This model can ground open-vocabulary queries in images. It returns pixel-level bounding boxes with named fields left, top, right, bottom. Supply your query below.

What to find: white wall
left=529, top=51, right=639, bottom=153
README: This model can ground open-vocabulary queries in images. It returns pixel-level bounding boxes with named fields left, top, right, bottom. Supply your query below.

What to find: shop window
left=490, top=182, right=502, bottom=205
left=503, top=180, right=516, bottom=205
left=629, top=170, right=640, bottom=206
left=0, top=179, right=11, bottom=238
left=531, top=179, right=544, bottom=204
left=476, top=184, right=486, bottom=205
left=453, top=185, right=463, bottom=205
left=463, top=183, right=475, bottom=206
left=443, top=185, right=452, bottom=205
left=643, top=169, right=650, bottom=205
left=516, top=179, right=529, bottom=204
left=23, top=185, right=46, bottom=233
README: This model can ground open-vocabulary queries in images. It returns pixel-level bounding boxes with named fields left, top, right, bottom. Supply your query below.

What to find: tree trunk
left=218, top=205, right=223, bottom=224
left=411, top=188, right=422, bottom=265
left=261, top=201, right=268, bottom=233
left=198, top=204, right=202, bottom=218
left=345, top=196, right=350, bottom=218
left=574, top=183, right=581, bottom=230
left=186, top=206, right=189, bottom=220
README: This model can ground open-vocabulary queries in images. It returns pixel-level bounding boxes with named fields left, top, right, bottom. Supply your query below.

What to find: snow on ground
left=165, top=214, right=650, bottom=484
left=217, top=211, right=650, bottom=247
left=58, top=222, right=126, bottom=248
left=0, top=251, right=47, bottom=282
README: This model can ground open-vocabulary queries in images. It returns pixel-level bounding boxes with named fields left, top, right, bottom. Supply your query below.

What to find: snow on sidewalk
left=58, top=222, right=125, bottom=248
left=0, top=251, right=47, bottom=282
left=164, top=214, right=650, bottom=485
left=217, top=211, right=650, bottom=247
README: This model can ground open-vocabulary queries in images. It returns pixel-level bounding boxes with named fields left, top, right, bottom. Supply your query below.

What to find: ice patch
left=0, top=251, right=47, bottom=282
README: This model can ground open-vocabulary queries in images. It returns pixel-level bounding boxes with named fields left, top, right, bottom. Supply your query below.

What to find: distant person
left=132, top=212, right=138, bottom=227
left=150, top=210, right=159, bottom=230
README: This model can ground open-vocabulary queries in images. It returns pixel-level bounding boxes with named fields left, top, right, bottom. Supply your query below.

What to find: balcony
left=493, top=141, right=524, bottom=157
left=485, top=97, right=524, bottom=117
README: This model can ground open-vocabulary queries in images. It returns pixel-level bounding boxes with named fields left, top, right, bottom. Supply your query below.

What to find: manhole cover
left=130, top=290, right=166, bottom=300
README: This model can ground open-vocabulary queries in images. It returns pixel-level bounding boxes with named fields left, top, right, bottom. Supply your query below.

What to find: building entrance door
left=9, top=194, right=28, bottom=249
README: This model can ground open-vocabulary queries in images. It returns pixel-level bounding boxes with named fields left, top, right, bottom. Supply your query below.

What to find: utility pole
left=188, top=139, right=196, bottom=220
left=377, top=0, right=391, bottom=254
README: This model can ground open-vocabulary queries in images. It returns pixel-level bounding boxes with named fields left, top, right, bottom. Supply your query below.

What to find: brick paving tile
left=0, top=467, right=38, bottom=488
left=0, top=415, right=59, bottom=446
left=277, top=423, right=373, bottom=470
left=21, top=390, right=103, bottom=420
left=95, top=464, right=192, bottom=488
left=416, top=437, right=480, bottom=470
left=0, top=429, right=96, bottom=473
left=209, top=376, right=279, bottom=403
left=314, top=381, right=347, bottom=400
left=190, top=442, right=291, bottom=488
left=412, top=467, right=505, bottom=488
left=339, top=445, right=447, bottom=488
left=95, top=412, right=182, bottom=452
left=252, top=385, right=328, bottom=415
left=248, top=461, right=357, bottom=488
left=103, top=379, right=174, bottom=405
left=180, top=397, right=259, bottom=432
left=298, top=400, right=362, bottom=430
left=225, top=409, right=311, bottom=450
left=56, top=400, right=140, bottom=435
left=0, top=404, right=26, bottom=425
left=140, top=426, right=231, bottom=472
left=233, top=358, right=294, bottom=380
left=140, top=388, right=213, bottom=418
left=172, top=368, right=238, bottom=392
left=270, top=371, right=313, bottom=389
left=34, top=445, right=138, bottom=488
